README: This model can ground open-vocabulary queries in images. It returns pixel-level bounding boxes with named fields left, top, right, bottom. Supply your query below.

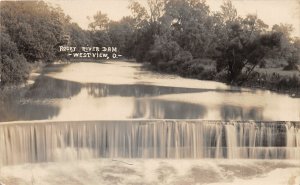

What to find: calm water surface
left=0, top=61, right=299, bottom=122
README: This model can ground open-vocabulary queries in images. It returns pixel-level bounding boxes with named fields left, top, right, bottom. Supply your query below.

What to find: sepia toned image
left=0, top=0, right=299, bottom=184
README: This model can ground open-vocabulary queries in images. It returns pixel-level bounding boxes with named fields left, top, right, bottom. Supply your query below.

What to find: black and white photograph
left=0, top=0, right=299, bottom=184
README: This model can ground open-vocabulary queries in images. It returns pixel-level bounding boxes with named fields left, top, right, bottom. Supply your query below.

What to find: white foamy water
left=1, top=159, right=299, bottom=185
left=1, top=61, right=300, bottom=185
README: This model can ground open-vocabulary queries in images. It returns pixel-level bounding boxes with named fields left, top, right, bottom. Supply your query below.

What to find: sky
left=46, top=0, right=300, bottom=37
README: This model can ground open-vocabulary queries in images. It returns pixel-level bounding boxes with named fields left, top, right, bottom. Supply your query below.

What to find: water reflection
left=25, top=76, right=81, bottom=99
left=131, top=99, right=207, bottom=119
left=26, top=76, right=225, bottom=99
left=86, top=83, right=212, bottom=97
left=0, top=101, right=60, bottom=122
left=220, top=105, right=263, bottom=121
left=0, top=62, right=299, bottom=122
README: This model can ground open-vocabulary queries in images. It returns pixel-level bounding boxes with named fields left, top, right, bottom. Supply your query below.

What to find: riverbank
left=1, top=59, right=299, bottom=98
left=1, top=60, right=299, bottom=122
left=142, top=60, right=300, bottom=98
left=0, top=61, right=46, bottom=116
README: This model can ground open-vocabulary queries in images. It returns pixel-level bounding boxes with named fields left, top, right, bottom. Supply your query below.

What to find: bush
left=0, top=29, right=29, bottom=85
left=172, top=50, right=193, bottom=75
left=157, top=60, right=170, bottom=71
left=199, top=69, right=216, bottom=80
left=173, top=50, right=193, bottom=64
left=147, top=35, right=181, bottom=66
left=276, top=75, right=300, bottom=91
left=180, top=61, right=205, bottom=77
left=283, top=54, right=299, bottom=71
left=215, top=71, right=228, bottom=82
left=1, top=55, right=29, bottom=85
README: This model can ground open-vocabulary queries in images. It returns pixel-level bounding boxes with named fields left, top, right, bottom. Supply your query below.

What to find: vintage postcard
left=0, top=0, right=299, bottom=184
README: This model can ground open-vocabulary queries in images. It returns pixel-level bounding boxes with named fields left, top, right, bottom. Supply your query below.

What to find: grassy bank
left=144, top=58, right=300, bottom=97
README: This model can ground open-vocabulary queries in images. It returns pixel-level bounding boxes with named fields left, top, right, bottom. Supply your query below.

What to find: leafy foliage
left=126, top=0, right=288, bottom=85
left=0, top=1, right=68, bottom=62
left=216, top=22, right=281, bottom=84
left=1, top=0, right=298, bottom=91
left=0, top=27, right=29, bottom=85
left=0, top=1, right=86, bottom=85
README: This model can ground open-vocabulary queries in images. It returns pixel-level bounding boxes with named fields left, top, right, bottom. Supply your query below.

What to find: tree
left=88, top=11, right=112, bottom=48
left=66, top=22, right=91, bottom=47
left=283, top=37, right=300, bottom=70
left=147, top=33, right=181, bottom=65
left=216, top=21, right=281, bottom=84
left=90, top=31, right=111, bottom=48
left=129, top=1, right=150, bottom=29
left=220, top=0, right=238, bottom=23
left=0, top=27, right=29, bottom=85
left=284, top=53, right=299, bottom=70
left=162, top=0, right=215, bottom=58
left=108, top=16, right=136, bottom=57
left=147, top=0, right=165, bottom=23
left=88, top=11, right=109, bottom=31
left=127, top=1, right=164, bottom=62
left=271, top=24, right=294, bottom=58
left=0, top=1, right=68, bottom=62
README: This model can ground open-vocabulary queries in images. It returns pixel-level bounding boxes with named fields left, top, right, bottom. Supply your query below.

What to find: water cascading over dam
left=0, top=120, right=299, bottom=165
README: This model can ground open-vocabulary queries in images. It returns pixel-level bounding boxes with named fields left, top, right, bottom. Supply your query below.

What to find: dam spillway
left=0, top=120, right=299, bottom=165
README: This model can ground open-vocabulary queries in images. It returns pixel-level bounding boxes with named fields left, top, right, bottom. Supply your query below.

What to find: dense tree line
left=0, top=1, right=90, bottom=85
left=86, top=0, right=299, bottom=86
left=1, top=0, right=299, bottom=89
left=126, top=0, right=299, bottom=85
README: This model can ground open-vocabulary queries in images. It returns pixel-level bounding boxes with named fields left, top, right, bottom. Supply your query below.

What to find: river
left=0, top=61, right=299, bottom=122
left=0, top=61, right=299, bottom=185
